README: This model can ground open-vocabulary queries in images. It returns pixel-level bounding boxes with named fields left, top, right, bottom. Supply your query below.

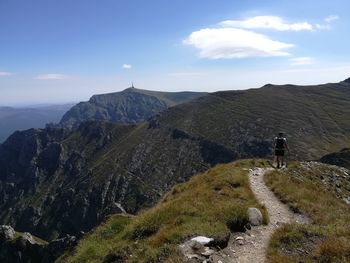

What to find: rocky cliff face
left=0, top=120, right=236, bottom=240
left=59, top=87, right=206, bottom=128
left=0, top=225, right=77, bottom=263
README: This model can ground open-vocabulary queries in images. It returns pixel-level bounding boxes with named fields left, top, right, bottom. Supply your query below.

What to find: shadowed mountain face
left=0, top=122, right=232, bottom=240
left=0, top=80, right=350, bottom=241
left=59, top=87, right=207, bottom=128
left=320, top=148, right=350, bottom=169
left=0, top=104, right=74, bottom=143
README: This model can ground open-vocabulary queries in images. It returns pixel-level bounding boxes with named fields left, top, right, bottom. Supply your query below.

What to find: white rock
left=191, top=236, right=214, bottom=245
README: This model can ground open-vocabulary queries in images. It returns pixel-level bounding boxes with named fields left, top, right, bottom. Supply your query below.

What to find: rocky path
left=211, top=168, right=310, bottom=263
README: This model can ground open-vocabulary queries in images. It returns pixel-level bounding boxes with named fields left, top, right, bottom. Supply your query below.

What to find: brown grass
left=265, top=162, right=350, bottom=263
left=62, top=160, right=268, bottom=263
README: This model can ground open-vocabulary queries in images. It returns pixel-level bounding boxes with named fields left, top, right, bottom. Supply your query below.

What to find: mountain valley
left=0, top=80, right=350, bottom=262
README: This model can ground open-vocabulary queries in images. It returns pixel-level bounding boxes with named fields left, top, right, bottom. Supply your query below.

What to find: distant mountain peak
left=59, top=87, right=206, bottom=128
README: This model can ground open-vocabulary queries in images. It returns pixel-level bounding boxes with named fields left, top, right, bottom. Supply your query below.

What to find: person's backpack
left=276, top=137, right=285, bottom=149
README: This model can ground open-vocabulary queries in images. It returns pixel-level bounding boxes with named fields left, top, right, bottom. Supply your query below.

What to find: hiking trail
left=211, top=167, right=310, bottom=263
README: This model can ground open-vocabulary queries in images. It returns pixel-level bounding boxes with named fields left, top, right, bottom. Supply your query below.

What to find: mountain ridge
left=59, top=87, right=207, bottom=128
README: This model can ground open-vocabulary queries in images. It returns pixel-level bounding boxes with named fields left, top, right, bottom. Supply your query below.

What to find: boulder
left=0, top=225, right=15, bottom=243
left=248, top=207, right=263, bottom=226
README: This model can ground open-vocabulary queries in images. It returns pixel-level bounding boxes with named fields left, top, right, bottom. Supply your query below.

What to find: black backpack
left=276, top=137, right=285, bottom=149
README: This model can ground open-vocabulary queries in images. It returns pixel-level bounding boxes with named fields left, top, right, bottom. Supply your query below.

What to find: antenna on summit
left=131, top=82, right=135, bottom=88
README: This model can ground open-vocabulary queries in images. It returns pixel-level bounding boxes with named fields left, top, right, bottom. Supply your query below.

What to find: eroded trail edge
left=212, top=168, right=310, bottom=263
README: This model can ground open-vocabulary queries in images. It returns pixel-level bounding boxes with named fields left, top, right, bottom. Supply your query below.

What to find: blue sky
left=1, top=0, right=350, bottom=105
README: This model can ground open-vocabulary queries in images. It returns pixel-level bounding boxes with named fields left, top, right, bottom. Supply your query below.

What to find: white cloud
left=0, top=71, right=15, bottom=76
left=325, top=15, right=339, bottom=23
left=33, top=74, right=69, bottom=80
left=184, top=27, right=294, bottom=59
left=289, top=57, right=314, bottom=66
left=122, top=64, right=132, bottom=69
left=220, top=16, right=313, bottom=31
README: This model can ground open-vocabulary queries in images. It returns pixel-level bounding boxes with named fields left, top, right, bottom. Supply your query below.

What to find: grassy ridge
left=62, top=160, right=268, bottom=263
left=157, top=83, right=350, bottom=160
left=265, top=162, right=350, bottom=263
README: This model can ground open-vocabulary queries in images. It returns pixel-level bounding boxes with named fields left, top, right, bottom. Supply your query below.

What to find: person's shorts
left=275, top=149, right=285, bottom=156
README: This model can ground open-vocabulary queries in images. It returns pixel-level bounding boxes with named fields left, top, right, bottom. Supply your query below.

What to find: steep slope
left=1, top=79, right=350, bottom=243
left=320, top=148, right=350, bottom=169
left=60, top=161, right=268, bottom=263
left=59, top=87, right=206, bottom=128
left=0, top=120, right=234, bottom=240
left=0, top=104, right=74, bottom=142
left=62, top=161, right=350, bottom=263
left=155, top=80, right=350, bottom=160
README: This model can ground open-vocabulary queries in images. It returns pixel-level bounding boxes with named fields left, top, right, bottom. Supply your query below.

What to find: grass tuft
left=265, top=163, right=350, bottom=263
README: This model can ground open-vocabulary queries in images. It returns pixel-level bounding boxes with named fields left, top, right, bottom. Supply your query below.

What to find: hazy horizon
left=2, top=74, right=350, bottom=107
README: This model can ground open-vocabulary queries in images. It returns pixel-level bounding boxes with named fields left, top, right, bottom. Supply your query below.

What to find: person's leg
left=277, top=156, right=281, bottom=168
left=281, top=156, right=285, bottom=167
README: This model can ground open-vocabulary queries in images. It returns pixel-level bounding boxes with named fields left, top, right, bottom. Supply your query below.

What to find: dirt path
left=211, top=168, right=310, bottom=263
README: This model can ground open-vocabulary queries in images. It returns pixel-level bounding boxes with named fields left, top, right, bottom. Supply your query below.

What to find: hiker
left=274, top=132, right=289, bottom=168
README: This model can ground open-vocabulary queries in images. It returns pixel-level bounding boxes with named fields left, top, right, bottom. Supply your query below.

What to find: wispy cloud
left=33, top=74, right=69, bottom=80
left=168, top=72, right=202, bottom=76
left=315, top=15, right=339, bottom=30
left=220, top=15, right=339, bottom=32
left=325, top=15, right=339, bottom=23
left=289, top=57, right=314, bottom=66
left=220, top=16, right=313, bottom=31
left=0, top=71, right=15, bottom=76
left=315, top=24, right=331, bottom=30
left=184, top=27, right=294, bottom=59
left=122, top=64, right=132, bottom=69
